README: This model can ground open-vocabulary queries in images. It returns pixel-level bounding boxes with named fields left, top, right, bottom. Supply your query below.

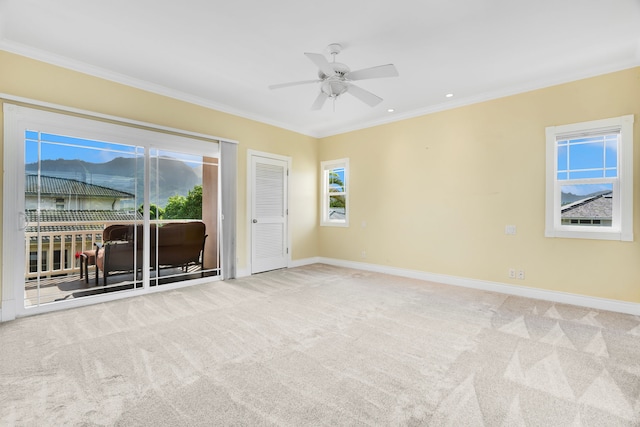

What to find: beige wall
left=0, top=50, right=320, bottom=303
left=2, top=49, right=639, bottom=307
left=319, top=67, right=640, bottom=303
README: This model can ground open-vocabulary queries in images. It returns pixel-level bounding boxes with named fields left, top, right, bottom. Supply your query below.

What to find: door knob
left=252, top=219, right=258, bottom=223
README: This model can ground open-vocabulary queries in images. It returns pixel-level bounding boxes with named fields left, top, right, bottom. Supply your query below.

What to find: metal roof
left=26, top=209, right=143, bottom=224
left=25, top=175, right=134, bottom=198
left=26, top=210, right=144, bottom=243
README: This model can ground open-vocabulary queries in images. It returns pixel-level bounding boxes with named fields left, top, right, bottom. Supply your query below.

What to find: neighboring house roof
left=26, top=210, right=143, bottom=243
left=25, top=175, right=134, bottom=198
left=329, top=209, right=346, bottom=220
left=561, top=192, right=612, bottom=219
left=26, top=210, right=143, bottom=223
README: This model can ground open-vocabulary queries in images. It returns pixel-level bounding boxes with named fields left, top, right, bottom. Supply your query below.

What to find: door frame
left=246, top=149, right=291, bottom=275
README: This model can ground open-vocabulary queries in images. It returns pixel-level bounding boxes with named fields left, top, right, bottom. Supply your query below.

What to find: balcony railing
left=25, top=219, right=210, bottom=280
left=25, top=221, right=107, bottom=279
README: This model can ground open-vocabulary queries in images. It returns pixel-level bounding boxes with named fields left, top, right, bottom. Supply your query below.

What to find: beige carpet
left=1, top=264, right=639, bottom=426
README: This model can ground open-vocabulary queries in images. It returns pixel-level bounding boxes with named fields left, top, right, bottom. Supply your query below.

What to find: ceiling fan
left=268, top=43, right=399, bottom=110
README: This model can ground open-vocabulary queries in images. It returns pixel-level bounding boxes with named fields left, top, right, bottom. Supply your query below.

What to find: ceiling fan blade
left=347, top=84, right=383, bottom=107
left=311, top=92, right=329, bottom=110
left=346, top=64, right=399, bottom=81
left=304, top=52, right=336, bottom=77
left=268, top=79, right=319, bottom=90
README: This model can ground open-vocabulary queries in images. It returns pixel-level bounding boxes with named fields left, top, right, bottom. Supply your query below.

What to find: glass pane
left=605, top=138, right=617, bottom=170
left=328, top=167, right=345, bottom=193
left=149, top=149, right=219, bottom=286
left=557, top=145, right=568, bottom=173
left=560, top=183, right=613, bottom=228
left=569, top=141, right=604, bottom=170
left=328, top=195, right=346, bottom=220
left=24, top=131, right=143, bottom=307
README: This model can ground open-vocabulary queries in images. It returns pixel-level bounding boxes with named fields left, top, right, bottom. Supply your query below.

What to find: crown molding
left=0, top=40, right=320, bottom=138
left=2, top=38, right=639, bottom=140
left=316, top=59, right=640, bottom=138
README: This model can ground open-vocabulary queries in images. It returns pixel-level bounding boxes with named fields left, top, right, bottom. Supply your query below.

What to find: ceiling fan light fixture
left=321, top=80, right=348, bottom=97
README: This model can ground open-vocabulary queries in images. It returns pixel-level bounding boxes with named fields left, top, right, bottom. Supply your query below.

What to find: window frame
left=320, top=158, right=349, bottom=227
left=545, top=115, right=634, bottom=241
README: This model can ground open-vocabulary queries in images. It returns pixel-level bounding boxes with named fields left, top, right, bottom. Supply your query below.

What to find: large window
left=545, top=115, right=634, bottom=241
left=321, top=158, right=349, bottom=227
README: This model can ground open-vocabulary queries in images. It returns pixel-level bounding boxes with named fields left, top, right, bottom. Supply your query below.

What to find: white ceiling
left=1, top=0, right=639, bottom=138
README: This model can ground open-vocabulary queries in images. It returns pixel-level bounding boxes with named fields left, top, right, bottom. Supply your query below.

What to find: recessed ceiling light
left=387, top=108, right=395, bottom=113
left=445, top=93, right=454, bottom=98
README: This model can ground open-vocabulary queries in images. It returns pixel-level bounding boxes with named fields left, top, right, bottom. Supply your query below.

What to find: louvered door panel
left=251, top=155, right=288, bottom=273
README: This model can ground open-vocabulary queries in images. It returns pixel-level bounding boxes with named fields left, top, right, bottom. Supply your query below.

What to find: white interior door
left=251, top=154, right=288, bottom=274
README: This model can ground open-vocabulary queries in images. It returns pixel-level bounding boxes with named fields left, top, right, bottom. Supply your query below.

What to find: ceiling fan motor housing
left=318, top=62, right=350, bottom=79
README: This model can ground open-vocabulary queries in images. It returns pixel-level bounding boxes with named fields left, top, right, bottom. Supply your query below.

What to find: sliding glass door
left=4, top=104, right=221, bottom=316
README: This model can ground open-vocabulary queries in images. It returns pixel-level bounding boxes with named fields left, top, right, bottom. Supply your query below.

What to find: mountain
left=25, top=157, right=201, bottom=207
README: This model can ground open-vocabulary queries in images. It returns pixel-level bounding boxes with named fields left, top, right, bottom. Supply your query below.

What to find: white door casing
left=249, top=151, right=289, bottom=274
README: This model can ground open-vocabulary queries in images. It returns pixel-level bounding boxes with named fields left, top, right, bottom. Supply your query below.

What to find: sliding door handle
left=18, top=212, right=27, bottom=231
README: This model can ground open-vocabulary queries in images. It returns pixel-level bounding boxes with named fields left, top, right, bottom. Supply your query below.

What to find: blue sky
left=25, top=131, right=139, bottom=164
left=25, top=131, right=203, bottom=166
left=557, top=134, right=617, bottom=196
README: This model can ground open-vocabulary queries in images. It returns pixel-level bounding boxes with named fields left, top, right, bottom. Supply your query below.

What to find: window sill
left=545, top=227, right=632, bottom=241
left=321, top=221, right=349, bottom=228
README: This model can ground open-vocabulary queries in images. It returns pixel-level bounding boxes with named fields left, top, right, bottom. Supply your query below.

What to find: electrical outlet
left=505, top=225, right=517, bottom=235
left=361, top=250, right=366, bottom=259
left=508, top=268, right=516, bottom=279
left=517, top=270, right=525, bottom=280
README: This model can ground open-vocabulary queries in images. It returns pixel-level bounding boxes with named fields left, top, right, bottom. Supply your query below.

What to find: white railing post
left=24, top=221, right=106, bottom=279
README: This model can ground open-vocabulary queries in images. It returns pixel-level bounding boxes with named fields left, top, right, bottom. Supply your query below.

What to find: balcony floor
left=24, top=266, right=217, bottom=306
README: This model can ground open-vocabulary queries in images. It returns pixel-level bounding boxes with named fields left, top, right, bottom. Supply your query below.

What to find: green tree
left=328, top=172, right=345, bottom=208
left=164, top=195, right=186, bottom=219
left=183, top=185, right=203, bottom=219
left=329, top=171, right=343, bottom=188
left=138, top=203, right=164, bottom=220
left=163, top=185, right=202, bottom=219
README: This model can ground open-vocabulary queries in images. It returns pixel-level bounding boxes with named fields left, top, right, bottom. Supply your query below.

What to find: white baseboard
left=235, top=267, right=251, bottom=278
left=312, top=257, right=640, bottom=316
left=290, top=257, right=321, bottom=268
left=236, top=258, right=318, bottom=278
